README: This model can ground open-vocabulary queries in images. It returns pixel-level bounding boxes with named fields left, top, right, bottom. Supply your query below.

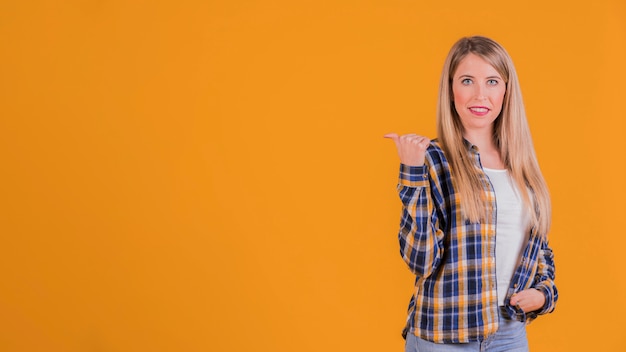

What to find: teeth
left=470, top=107, right=488, bottom=112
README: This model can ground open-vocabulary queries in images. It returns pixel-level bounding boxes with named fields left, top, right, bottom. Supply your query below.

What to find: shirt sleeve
left=396, top=162, right=445, bottom=278
left=532, top=239, right=558, bottom=315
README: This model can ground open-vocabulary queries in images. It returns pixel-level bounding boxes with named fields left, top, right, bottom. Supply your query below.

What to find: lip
left=468, top=106, right=490, bottom=117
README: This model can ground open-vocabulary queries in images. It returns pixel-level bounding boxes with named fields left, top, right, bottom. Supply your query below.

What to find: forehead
left=453, top=53, right=502, bottom=77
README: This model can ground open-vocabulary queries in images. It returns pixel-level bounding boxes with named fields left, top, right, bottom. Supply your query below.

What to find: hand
left=510, top=289, right=546, bottom=313
left=383, top=133, right=431, bottom=166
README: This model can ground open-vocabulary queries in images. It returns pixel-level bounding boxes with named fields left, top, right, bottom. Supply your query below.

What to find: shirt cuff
left=534, top=284, right=554, bottom=314
left=398, top=163, right=428, bottom=188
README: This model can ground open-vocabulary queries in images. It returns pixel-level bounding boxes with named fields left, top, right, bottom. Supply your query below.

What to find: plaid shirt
left=396, top=140, right=557, bottom=343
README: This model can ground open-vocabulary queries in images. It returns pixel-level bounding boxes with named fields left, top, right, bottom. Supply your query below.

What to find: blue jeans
left=404, top=311, right=528, bottom=352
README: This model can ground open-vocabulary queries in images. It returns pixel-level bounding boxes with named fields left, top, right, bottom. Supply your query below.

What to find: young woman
left=385, top=36, right=557, bottom=351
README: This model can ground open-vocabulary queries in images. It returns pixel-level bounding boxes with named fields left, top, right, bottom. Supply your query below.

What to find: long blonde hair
left=436, top=36, right=551, bottom=236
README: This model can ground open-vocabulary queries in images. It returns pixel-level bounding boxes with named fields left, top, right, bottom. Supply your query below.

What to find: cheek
left=498, top=90, right=506, bottom=104
left=452, top=87, right=462, bottom=104
left=452, top=88, right=466, bottom=108
left=491, top=90, right=506, bottom=112
left=453, top=100, right=464, bottom=116
left=452, top=90, right=471, bottom=115
left=452, top=90, right=465, bottom=114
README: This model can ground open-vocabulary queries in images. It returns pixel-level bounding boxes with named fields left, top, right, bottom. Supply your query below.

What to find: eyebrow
left=457, top=74, right=502, bottom=80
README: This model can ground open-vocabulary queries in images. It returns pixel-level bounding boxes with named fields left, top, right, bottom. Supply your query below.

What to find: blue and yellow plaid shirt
left=396, top=140, right=557, bottom=343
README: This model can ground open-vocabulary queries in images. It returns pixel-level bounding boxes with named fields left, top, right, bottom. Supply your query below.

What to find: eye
left=487, top=79, right=499, bottom=85
left=461, top=78, right=472, bottom=85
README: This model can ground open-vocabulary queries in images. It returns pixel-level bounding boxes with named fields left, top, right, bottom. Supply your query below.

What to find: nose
left=474, top=83, right=487, bottom=99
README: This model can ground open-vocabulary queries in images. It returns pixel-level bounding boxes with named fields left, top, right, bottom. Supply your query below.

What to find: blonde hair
left=436, top=36, right=551, bottom=236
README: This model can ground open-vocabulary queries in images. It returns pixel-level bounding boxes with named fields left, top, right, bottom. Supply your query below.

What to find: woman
left=384, top=36, right=557, bottom=351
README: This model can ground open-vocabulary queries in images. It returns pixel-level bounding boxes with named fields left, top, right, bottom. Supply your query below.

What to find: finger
left=410, top=137, right=430, bottom=147
left=383, top=133, right=401, bottom=149
left=510, top=294, right=520, bottom=306
left=511, top=291, right=528, bottom=306
left=408, top=136, right=425, bottom=143
left=512, top=298, right=523, bottom=310
left=383, top=133, right=399, bottom=141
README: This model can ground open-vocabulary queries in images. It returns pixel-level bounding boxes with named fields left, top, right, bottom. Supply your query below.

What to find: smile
left=469, top=107, right=490, bottom=116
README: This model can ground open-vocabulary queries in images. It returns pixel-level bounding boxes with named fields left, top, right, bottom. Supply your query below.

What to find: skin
left=451, top=53, right=505, bottom=169
left=384, top=53, right=545, bottom=313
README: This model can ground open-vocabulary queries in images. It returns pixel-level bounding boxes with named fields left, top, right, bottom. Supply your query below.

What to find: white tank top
left=484, top=168, right=530, bottom=306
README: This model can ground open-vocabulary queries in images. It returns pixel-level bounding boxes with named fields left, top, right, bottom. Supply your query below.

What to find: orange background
left=1, top=1, right=625, bottom=351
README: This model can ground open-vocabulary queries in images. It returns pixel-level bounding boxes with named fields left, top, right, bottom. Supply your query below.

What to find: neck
left=463, top=129, right=497, bottom=153
left=463, top=129, right=504, bottom=169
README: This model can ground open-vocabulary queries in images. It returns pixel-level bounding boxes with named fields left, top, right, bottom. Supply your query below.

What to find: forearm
left=532, top=241, right=558, bottom=314
left=397, top=164, right=443, bottom=277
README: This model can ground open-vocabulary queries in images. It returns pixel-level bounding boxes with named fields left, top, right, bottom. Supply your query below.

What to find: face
left=451, top=53, right=506, bottom=135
